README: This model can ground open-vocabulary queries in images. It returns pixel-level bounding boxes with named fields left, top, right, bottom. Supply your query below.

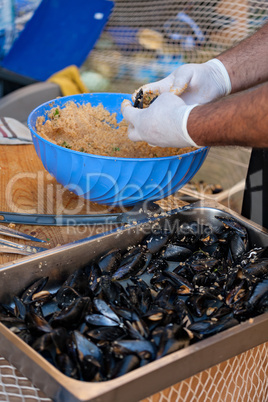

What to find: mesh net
left=0, top=343, right=267, bottom=401
left=81, top=0, right=268, bottom=93
left=143, top=342, right=268, bottom=402
left=0, top=357, right=50, bottom=401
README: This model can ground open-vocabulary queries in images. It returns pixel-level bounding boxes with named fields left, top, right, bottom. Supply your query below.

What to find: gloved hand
left=122, top=92, right=199, bottom=148
left=133, top=59, right=231, bottom=105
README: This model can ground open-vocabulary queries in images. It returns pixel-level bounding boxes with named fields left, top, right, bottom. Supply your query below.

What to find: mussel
left=1, top=214, right=267, bottom=384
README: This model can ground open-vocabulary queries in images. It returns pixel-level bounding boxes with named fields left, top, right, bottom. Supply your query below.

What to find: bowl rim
left=27, top=92, right=208, bottom=162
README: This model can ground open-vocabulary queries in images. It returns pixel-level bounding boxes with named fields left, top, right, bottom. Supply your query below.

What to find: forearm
left=188, top=82, right=268, bottom=147
left=217, top=23, right=268, bottom=93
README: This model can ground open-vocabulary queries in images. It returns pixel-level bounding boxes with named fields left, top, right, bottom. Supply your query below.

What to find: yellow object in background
left=137, top=28, right=164, bottom=50
left=48, top=65, right=88, bottom=96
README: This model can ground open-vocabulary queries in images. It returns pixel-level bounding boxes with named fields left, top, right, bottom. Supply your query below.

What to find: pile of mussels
left=1, top=215, right=268, bottom=382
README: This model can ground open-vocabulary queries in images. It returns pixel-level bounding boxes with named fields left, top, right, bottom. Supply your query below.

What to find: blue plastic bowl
left=28, top=93, right=209, bottom=206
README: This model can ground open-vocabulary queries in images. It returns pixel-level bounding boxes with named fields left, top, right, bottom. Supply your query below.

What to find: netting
left=0, top=343, right=267, bottom=401
left=143, top=342, right=268, bottom=402
left=0, top=357, right=50, bottom=401
left=81, top=0, right=268, bottom=93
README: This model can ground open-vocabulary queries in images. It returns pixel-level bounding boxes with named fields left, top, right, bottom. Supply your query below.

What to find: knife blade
left=0, top=238, right=48, bottom=255
left=0, top=224, right=45, bottom=242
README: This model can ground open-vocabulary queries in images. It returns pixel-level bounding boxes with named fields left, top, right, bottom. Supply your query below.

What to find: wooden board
left=0, top=144, right=123, bottom=265
left=0, top=144, right=187, bottom=266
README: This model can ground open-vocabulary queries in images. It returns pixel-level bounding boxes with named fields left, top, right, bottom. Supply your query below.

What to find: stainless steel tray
left=0, top=201, right=267, bottom=402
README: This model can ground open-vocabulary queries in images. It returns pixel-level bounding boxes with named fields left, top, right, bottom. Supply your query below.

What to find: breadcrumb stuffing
left=36, top=101, right=196, bottom=158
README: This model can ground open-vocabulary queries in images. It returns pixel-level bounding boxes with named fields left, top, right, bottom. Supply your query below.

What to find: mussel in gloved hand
left=133, top=88, right=158, bottom=109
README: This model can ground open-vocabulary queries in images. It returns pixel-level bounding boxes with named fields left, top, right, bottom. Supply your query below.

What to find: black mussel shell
left=133, top=88, right=143, bottom=109
left=142, top=231, right=170, bottom=254
left=51, top=297, right=91, bottom=329
left=20, top=277, right=49, bottom=304
left=161, top=244, right=192, bottom=261
left=98, top=249, right=122, bottom=274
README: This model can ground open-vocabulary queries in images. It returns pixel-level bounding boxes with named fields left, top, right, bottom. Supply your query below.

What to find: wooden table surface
left=0, top=144, right=187, bottom=266
left=0, top=144, right=115, bottom=265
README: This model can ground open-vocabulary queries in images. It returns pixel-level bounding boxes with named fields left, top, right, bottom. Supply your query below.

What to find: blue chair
left=0, top=0, right=114, bottom=95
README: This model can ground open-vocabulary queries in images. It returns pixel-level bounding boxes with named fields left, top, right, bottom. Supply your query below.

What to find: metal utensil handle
left=0, top=202, right=165, bottom=226
left=0, top=238, right=47, bottom=253
left=0, top=224, right=45, bottom=242
left=0, top=245, right=33, bottom=255
left=0, top=212, right=121, bottom=226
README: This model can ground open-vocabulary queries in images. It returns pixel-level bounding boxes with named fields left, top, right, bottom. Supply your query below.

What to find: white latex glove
left=122, top=92, right=199, bottom=148
left=133, top=59, right=231, bottom=105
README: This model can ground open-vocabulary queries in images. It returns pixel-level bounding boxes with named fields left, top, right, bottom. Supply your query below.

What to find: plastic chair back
left=1, top=0, right=114, bottom=81
left=0, top=82, right=62, bottom=124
